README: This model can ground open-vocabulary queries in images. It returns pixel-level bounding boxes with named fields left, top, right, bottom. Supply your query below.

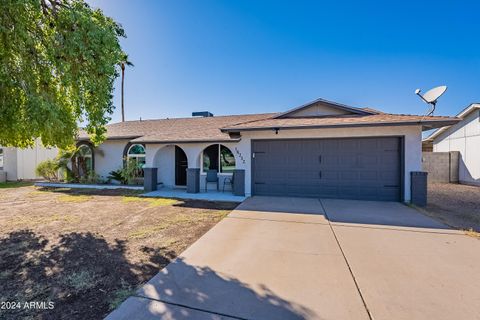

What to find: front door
left=175, top=146, right=188, bottom=186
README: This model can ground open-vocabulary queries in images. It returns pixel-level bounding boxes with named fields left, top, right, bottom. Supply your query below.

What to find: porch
left=142, top=186, right=247, bottom=203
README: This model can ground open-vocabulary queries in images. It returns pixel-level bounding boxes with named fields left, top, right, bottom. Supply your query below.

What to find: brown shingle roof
left=78, top=113, right=277, bottom=143
left=221, top=113, right=460, bottom=132
left=78, top=109, right=459, bottom=143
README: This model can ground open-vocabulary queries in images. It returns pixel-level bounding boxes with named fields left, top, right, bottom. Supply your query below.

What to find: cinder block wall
left=422, top=151, right=459, bottom=183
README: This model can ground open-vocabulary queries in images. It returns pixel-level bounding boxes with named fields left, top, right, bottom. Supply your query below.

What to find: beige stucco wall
left=1, top=147, right=18, bottom=181
left=16, top=144, right=58, bottom=180
left=94, top=140, right=129, bottom=181
left=286, top=102, right=350, bottom=117
left=433, top=110, right=480, bottom=186
left=0, top=141, right=58, bottom=181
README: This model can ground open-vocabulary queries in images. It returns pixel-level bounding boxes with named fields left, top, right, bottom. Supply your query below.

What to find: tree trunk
left=121, top=64, right=125, bottom=122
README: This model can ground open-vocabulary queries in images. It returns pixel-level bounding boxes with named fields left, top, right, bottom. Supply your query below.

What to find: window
left=0, top=148, right=3, bottom=170
left=74, top=144, right=93, bottom=177
left=202, top=144, right=236, bottom=173
left=127, top=144, right=146, bottom=177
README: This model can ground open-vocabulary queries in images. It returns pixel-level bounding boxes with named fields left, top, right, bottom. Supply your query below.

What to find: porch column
left=186, top=168, right=200, bottom=193
left=144, top=167, right=158, bottom=192
left=233, top=169, right=245, bottom=196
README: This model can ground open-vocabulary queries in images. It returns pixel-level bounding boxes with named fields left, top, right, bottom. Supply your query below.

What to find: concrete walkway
left=142, top=187, right=247, bottom=202
left=106, top=197, right=480, bottom=320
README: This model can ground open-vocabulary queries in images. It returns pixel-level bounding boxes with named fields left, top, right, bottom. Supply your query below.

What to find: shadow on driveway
left=109, top=257, right=315, bottom=320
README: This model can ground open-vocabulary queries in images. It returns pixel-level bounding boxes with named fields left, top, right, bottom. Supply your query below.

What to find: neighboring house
left=74, top=98, right=458, bottom=202
left=0, top=141, right=58, bottom=181
left=424, top=103, right=480, bottom=186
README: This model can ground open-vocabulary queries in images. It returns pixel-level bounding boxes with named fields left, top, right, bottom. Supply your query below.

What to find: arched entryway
left=151, top=145, right=189, bottom=188
left=175, top=146, right=188, bottom=186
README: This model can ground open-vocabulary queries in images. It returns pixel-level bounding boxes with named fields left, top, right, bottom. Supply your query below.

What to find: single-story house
left=76, top=98, right=458, bottom=202
left=424, top=103, right=480, bottom=186
left=0, top=141, right=58, bottom=182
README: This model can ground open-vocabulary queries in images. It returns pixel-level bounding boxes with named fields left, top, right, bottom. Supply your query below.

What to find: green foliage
left=0, top=0, right=127, bottom=148
left=79, top=170, right=102, bottom=184
left=109, top=279, right=135, bottom=310
left=108, top=169, right=127, bottom=184
left=37, top=146, right=102, bottom=183
left=55, top=148, right=77, bottom=182
left=35, top=159, right=60, bottom=181
left=0, top=181, right=34, bottom=189
left=121, top=158, right=143, bottom=185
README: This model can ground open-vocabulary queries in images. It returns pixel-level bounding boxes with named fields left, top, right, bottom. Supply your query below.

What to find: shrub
left=108, top=169, right=127, bottom=184
left=122, top=158, right=143, bottom=185
left=79, top=171, right=102, bottom=184
left=36, top=160, right=59, bottom=181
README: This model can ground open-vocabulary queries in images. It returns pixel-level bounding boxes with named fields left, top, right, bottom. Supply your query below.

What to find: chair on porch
left=205, top=170, right=219, bottom=192
left=222, top=171, right=235, bottom=193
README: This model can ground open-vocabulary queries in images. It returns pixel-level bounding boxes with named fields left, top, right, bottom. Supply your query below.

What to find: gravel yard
left=423, top=183, right=480, bottom=233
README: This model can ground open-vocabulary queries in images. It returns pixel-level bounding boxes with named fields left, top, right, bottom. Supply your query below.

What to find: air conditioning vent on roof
left=192, top=111, right=214, bottom=117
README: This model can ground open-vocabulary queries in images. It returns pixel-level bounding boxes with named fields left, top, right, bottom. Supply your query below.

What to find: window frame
left=125, top=143, right=146, bottom=178
left=74, top=143, right=95, bottom=177
left=201, top=144, right=236, bottom=174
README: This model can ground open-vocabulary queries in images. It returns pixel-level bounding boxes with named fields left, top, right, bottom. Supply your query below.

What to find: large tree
left=0, top=0, right=127, bottom=148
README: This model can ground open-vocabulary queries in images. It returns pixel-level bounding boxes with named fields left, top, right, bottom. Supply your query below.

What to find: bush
left=123, top=159, right=144, bottom=185
left=108, top=169, right=127, bottom=184
left=36, top=160, right=59, bottom=181
left=79, top=171, right=102, bottom=184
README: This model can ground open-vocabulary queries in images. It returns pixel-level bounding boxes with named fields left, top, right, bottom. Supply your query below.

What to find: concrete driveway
left=107, top=197, right=480, bottom=320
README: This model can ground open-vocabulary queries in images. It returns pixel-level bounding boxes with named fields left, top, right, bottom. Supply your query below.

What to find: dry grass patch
left=127, top=222, right=171, bottom=239
left=465, top=228, right=480, bottom=239
left=57, top=194, right=93, bottom=203
left=6, top=213, right=80, bottom=228
left=122, top=196, right=179, bottom=207
left=0, top=186, right=238, bottom=320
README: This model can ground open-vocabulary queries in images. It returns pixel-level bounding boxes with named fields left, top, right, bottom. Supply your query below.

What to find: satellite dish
left=415, top=85, right=447, bottom=116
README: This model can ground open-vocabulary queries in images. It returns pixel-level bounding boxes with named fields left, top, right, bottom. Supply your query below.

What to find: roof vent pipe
left=192, top=111, right=214, bottom=117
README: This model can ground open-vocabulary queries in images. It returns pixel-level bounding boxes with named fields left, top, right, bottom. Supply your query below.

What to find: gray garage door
left=252, top=137, right=401, bottom=201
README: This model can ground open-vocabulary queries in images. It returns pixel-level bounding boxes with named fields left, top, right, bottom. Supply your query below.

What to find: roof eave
left=131, top=138, right=241, bottom=144
left=76, top=135, right=142, bottom=142
left=425, top=103, right=479, bottom=141
left=222, top=119, right=460, bottom=133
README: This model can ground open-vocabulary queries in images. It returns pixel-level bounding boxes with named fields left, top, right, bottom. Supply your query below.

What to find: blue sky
left=88, top=0, right=480, bottom=123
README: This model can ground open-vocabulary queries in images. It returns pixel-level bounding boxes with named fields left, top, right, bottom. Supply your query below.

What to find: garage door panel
left=253, top=137, right=401, bottom=201
left=323, top=155, right=339, bottom=166
left=358, top=155, right=379, bottom=166
left=358, top=171, right=378, bottom=180
left=339, top=155, right=357, bottom=166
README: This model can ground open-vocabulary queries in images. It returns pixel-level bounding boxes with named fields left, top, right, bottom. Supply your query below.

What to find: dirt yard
left=0, top=185, right=237, bottom=320
left=423, top=183, right=480, bottom=233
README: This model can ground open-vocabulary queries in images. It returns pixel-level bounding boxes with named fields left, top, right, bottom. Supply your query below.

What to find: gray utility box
left=187, top=168, right=200, bottom=193
left=411, top=171, right=428, bottom=207
left=232, top=169, right=245, bottom=196
left=143, top=168, right=158, bottom=192
left=0, top=171, right=5, bottom=183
